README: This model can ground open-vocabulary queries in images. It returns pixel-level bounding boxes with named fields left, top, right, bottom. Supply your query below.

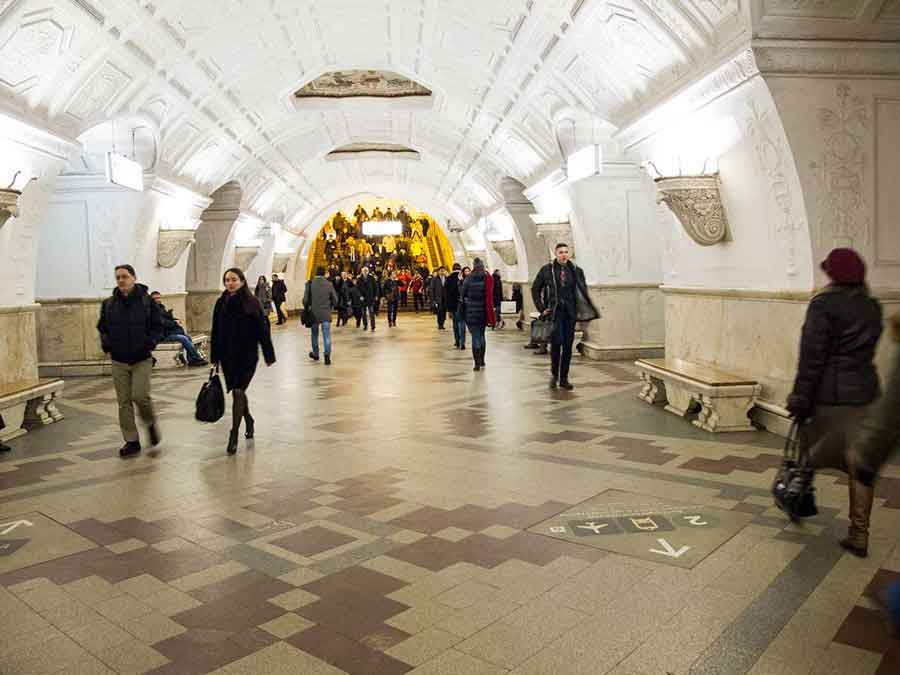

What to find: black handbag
left=195, top=366, right=225, bottom=423
left=773, top=421, right=818, bottom=519
left=300, top=308, right=314, bottom=328
left=531, top=317, right=554, bottom=344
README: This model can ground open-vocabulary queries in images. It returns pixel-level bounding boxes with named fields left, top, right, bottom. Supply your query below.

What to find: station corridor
left=1, top=319, right=898, bottom=675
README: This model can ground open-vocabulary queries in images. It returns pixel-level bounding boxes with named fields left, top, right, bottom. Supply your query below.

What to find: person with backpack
left=461, top=258, right=496, bottom=371
left=786, top=248, right=883, bottom=557
left=210, top=268, right=276, bottom=455
left=97, top=264, right=165, bottom=457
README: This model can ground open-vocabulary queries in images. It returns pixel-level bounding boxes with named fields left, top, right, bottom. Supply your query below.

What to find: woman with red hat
left=786, top=248, right=883, bottom=557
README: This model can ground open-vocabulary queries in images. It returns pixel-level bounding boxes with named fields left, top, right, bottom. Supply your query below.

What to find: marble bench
left=0, top=378, right=65, bottom=441
left=152, top=334, right=209, bottom=369
left=635, top=358, right=761, bottom=433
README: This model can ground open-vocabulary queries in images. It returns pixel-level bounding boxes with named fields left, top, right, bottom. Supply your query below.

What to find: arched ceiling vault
left=0, top=0, right=757, bottom=233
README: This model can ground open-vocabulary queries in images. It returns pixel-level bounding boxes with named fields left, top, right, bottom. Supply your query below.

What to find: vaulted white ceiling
left=6, top=0, right=889, bottom=234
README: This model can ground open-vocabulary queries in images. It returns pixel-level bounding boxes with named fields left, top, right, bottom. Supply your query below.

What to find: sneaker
left=309, top=352, right=319, bottom=361
left=148, top=424, right=161, bottom=447
left=119, top=441, right=141, bottom=458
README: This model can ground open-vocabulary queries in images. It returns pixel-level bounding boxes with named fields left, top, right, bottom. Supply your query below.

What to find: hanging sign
left=105, top=152, right=144, bottom=192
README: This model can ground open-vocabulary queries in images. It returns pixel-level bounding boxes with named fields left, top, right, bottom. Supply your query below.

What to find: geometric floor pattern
left=1, top=315, right=899, bottom=674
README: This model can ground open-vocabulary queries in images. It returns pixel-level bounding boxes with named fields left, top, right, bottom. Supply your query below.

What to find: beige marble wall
left=186, top=291, right=220, bottom=334
left=581, top=285, right=665, bottom=361
left=36, top=298, right=108, bottom=376
left=0, top=305, right=39, bottom=388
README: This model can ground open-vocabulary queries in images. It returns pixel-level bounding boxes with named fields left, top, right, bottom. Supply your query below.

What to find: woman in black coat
left=210, top=268, right=276, bottom=455
left=461, top=259, right=496, bottom=371
left=786, top=248, right=883, bottom=556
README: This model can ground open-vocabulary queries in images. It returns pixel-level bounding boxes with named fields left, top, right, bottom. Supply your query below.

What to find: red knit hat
left=821, top=248, right=866, bottom=284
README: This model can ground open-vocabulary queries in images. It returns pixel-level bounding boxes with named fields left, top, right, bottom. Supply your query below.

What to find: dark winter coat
left=272, top=279, right=288, bottom=303
left=461, top=269, right=496, bottom=328
left=492, top=273, right=503, bottom=306
left=788, top=284, right=883, bottom=414
left=97, top=284, right=165, bottom=365
left=856, top=315, right=900, bottom=480
left=445, top=272, right=462, bottom=313
left=348, top=283, right=363, bottom=309
left=531, top=260, right=599, bottom=322
left=429, top=275, right=446, bottom=309
left=303, top=276, right=339, bottom=324
left=382, top=279, right=399, bottom=302
left=357, top=275, right=378, bottom=306
left=159, top=305, right=186, bottom=337
left=210, top=292, right=276, bottom=392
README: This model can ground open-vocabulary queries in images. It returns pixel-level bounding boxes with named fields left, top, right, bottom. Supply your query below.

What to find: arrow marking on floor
left=0, top=520, right=33, bottom=536
left=649, top=538, right=690, bottom=559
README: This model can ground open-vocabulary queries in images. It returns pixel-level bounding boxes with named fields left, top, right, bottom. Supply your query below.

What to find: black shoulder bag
left=195, top=365, right=225, bottom=423
left=773, top=421, right=818, bottom=519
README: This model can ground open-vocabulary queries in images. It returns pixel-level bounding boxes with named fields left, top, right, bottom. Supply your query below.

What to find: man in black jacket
left=150, top=292, right=208, bottom=367
left=445, top=263, right=464, bottom=348
left=430, top=267, right=448, bottom=330
left=357, top=267, right=378, bottom=331
left=272, top=273, right=288, bottom=325
left=531, top=243, right=599, bottom=391
left=97, top=265, right=165, bottom=457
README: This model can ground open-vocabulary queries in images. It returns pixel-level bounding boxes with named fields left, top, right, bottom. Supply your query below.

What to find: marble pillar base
left=186, top=290, right=220, bottom=334
left=39, top=360, right=112, bottom=378
left=36, top=297, right=109, bottom=377
left=0, top=305, right=40, bottom=388
left=580, top=285, right=665, bottom=362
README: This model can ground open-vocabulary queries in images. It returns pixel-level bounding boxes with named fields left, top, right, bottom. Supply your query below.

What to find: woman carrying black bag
left=210, top=268, right=276, bottom=455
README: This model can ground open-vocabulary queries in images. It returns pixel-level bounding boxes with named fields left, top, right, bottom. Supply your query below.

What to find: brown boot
left=840, top=475, right=874, bottom=558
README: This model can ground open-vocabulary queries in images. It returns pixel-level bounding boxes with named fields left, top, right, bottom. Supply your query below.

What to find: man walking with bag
left=271, top=273, right=288, bottom=325
left=97, top=265, right=165, bottom=457
left=531, top=243, right=599, bottom=390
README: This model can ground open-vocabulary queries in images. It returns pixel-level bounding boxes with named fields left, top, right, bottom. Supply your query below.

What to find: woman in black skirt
left=210, top=268, right=276, bottom=455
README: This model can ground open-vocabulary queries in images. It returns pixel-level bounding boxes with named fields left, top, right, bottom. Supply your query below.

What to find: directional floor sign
left=529, top=490, right=754, bottom=569
left=0, top=512, right=95, bottom=575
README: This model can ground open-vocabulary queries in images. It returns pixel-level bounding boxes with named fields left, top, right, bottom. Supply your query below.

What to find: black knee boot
left=229, top=390, right=247, bottom=454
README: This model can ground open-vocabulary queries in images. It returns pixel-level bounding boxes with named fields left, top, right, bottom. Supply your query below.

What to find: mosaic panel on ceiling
left=295, top=70, right=432, bottom=99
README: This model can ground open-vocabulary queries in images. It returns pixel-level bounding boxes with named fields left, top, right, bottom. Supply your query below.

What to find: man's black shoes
left=119, top=441, right=141, bottom=458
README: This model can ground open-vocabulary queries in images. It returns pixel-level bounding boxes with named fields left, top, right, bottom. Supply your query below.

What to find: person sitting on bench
left=151, top=292, right=208, bottom=367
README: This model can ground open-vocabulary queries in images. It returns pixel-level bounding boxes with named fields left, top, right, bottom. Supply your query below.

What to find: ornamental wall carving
left=490, top=239, right=518, bottom=266
left=654, top=175, right=730, bottom=247
left=234, top=246, right=260, bottom=271
left=156, top=229, right=195, bottom=268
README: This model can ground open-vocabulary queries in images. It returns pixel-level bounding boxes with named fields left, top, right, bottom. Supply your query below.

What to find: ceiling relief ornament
left=490, top=239, right=518, bottom=266
left=157, top=229, right=196, bottom=268
left=809, top=83, right=870, bottom=248
left=326, top=143, right=420, bottom=161
left=745, top=100, right=805, bottom=277
left=234, top=246, right=260, bottom=271
left=295, top=70, right=431, bottom=99
left=654, top=175, right=730, bottom=246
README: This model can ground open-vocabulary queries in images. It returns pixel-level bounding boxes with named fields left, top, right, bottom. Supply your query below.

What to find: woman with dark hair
left=211, top=268, right=276, bottom=455
left=452, top=266, right=471, bottom=350
left=786, top=248, right=883, bottom=556
left=461, top=259, right=496, bottom=371
left=254, top=275, right=273, bottom=316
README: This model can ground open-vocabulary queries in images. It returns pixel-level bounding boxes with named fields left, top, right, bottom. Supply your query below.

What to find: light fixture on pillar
left=0, top=171, right=34, bottom=228
left=646, top=160, right=730, bottom=247
left=157, top=229, right=196, bottom=268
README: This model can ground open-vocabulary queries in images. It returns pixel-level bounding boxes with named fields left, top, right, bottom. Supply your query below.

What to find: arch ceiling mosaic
left=0, top=0, right=894, bottom=234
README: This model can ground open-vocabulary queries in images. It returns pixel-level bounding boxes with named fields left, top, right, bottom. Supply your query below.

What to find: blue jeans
left=387, top=300, right=399, bottom=325
left=469, top=324, right=486, bottom=352
left=165, top=334, right=203, bottom=363
left=453, top=313, right=466, bottom=347
left=311, top=321, right=332, bottom=357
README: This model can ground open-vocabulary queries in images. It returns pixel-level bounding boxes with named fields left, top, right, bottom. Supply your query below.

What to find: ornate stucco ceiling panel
left=0, top=6, right=74, bottom=95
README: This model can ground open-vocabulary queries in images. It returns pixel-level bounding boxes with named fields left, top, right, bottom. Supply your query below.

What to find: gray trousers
left=111, top=358, right=155, bottom=442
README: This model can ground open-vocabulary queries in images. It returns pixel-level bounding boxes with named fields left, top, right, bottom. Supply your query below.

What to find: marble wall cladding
left=0, top=305, right=39, bottom=388
left=36, top=298, right=106, bottom=370
left=664, top=290, right=807, bottom=404
left=186, top=290, right=220, bottom=334
left=581, top=285, right=665, bottom=360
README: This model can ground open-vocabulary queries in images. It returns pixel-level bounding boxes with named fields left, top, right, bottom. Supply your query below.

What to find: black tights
left=232, top=389, right=250, bottom=432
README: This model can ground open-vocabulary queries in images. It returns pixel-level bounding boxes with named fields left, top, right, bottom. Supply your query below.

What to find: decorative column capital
left=654, top=175, right=730, bottom=247
left=156, top=229, right=196, bottom=268
left=534, top=220, right=574, bottom=258
left=234, top=246, right=260, bottom=271
left=0, top=188, right=22, bottom=229
left=490, top=239, right=518, bottom=266
left=272, top=253, right=292, bottom=273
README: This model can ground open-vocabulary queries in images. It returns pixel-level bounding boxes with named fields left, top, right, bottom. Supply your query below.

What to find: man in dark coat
left=304, top=267, right=340, bottom=364
left=357, top=267, right=378, bottom=331
left=430, top=267, right=448, bottom=330
left=491, top=269, right=504, bottom=330
left=531, top=243, right=599, bottom=391
left=271, top=273, right=288, bottom=325
left=445, top=263, right=464, bottom=347
left=786, top=248, right=883, bottom=557
left=97, top=264, right=165, bottom=457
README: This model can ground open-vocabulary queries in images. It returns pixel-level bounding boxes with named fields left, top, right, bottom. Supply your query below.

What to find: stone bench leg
left=638, top=371, right=667, bottom=404
left=693, top=394, right=756, bottom=432
left=663, top=383, right=697, bottom=418
left=25, top=392, right=64, bottom=428
left=0, top=403, right=27, bottom=441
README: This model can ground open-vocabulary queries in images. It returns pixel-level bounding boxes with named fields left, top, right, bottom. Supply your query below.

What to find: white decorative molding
left=534, top=220, right=575, bottom=259
left=753, top=40, right=900, bottom=78
left=234, top=246, right=260, bottom=271
left=156, top=229, right=195, bottom=268
left=0, top=187, right=22, bottom=228
left=490, top=239, right=518, bottom=266
left=810, top=83, right=870, bottom=249
left=654, top=175, right=730, bottom=246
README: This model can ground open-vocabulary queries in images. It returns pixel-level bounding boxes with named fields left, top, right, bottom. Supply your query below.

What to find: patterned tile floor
left=2, top=315, right=900, bottom=674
